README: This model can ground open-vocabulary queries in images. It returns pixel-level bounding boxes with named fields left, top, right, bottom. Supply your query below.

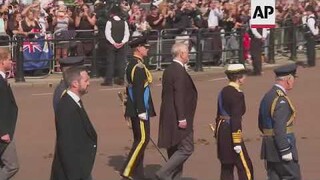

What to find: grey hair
left=171, top=43, right=188, bottom=58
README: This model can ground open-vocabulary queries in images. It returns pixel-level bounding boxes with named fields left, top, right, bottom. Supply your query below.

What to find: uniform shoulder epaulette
left=276, top=89, right=285, bottom=97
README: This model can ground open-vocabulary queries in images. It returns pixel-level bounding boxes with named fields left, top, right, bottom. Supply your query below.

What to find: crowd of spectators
left=0, top=0, right=319, bottom=72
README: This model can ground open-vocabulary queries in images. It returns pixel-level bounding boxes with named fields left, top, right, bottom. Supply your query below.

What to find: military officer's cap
left=129, top=36, right=150, bottom=48
left=274, top=64, right=297, bottom=77
left=60, top=56, right=84, bottom=68
left=225, top=64, right=247, bottom=75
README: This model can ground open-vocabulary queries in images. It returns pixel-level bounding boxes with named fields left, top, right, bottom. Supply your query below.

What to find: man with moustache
left=50, top=66, right=97, bottom=180
left=0, top=47, right=19, bottom=179
left=156, top=43, right=198, bottom=180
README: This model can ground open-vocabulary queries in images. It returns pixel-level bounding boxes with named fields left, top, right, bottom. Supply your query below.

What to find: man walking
left=121, top=36, right=156, bottom=180
left=0, top=47, right=19, bottom=179
left=50, top=66, right=97, bottom=180
left=156, top=43, right=198, bottom=180
left=258, top=64, right=301, bottom=180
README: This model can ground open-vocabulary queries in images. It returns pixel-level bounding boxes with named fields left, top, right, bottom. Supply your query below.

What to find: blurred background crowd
left=0, top=0, right=319, bottom=78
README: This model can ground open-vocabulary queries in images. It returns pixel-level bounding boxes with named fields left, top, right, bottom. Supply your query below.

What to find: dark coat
left=215, top=84, right=246, bottom=163
left=52, top=80, right=67, bottom=113
left=259, top=85, right=299, bottom=162
left=157, top=62, right=198, bottom=148
left=50, top=93, right=97, bottom=180
left=0, top=75, right=18, bottom=154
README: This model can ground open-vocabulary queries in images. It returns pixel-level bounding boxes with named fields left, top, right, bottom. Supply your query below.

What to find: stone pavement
left=7, top=56, right=302, bottom=88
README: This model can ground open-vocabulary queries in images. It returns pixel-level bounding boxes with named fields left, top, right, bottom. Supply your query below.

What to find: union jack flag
left=23, top=41, right=42, bottom=53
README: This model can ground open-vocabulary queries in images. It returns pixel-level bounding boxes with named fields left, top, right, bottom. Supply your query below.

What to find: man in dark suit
left=215, top=64, right=253, bottom=180
left=51, top=66, right=97, bottom=180
left=52, top=57, right=84, bottom=113
left=121, top=36, right=156, bottom=180
left=0, top=47, right=19, bottom=179
left=156, top=43, right=198, bottom=180
left=258, top=64, right=301, bottom=180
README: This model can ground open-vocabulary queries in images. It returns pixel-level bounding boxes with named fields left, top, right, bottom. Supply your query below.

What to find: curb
left=8, top=59, right=296, bottom=88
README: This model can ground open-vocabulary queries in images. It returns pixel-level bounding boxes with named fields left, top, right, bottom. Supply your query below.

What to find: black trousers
left=305, top=33, right=316, bottom=67
left=220, top=144, right=254, bottom=180
left=266, top=161, right=301, bottom=180
left=250, top=38, right=263, bottom=75
left=121, top=117, right=150, bottom=179
left=104, top=44, right=127, bottom=83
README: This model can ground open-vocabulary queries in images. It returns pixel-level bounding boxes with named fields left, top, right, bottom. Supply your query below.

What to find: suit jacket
left=0, top=75, right=18, bottom=154
left=52, top=80, right=67, bottom=113
left=258, top=85, right=298, bottom=162
left=51, top=93, right=97, bottom=180
left=157, top=62, right=198, bottom=148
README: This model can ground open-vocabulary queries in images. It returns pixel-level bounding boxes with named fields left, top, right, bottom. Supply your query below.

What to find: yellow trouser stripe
left=239, top=151, right=252, bottom=180
left=123, top=120, right=146, bottom=177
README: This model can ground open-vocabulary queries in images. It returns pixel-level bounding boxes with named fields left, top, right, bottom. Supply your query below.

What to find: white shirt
left=251, top=28, right=269, bottom=39
left=105, top=16, right=130, bottom=44
left=208, top=8, right=223, bottom=28
left=307, top=14, right=319, bottom=36
left=0, top=70, right=5, bottom=79
left=67, top=90, right=81, bottom=108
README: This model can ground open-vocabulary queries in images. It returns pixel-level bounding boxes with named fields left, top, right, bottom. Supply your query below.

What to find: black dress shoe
left=100, top=81, right=113, bottom=86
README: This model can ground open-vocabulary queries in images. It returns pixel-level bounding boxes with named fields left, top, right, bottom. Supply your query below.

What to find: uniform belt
left=263, top=126, right=294, bottom=136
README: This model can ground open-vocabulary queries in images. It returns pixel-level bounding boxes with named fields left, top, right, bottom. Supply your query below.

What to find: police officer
left=258, top=64, right=301, bottom=180
left=52, top=57, right=84, bottom=113
left=215, top=64, right=254, bottom=180
left=121, top=36, right=156, bottom=180
left=304, top=5, right=319, bottom=67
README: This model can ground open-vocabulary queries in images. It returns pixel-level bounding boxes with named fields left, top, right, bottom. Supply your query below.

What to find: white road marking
left=208, top=77, right=227, bottom=82
left=99, top=87, right=126, bottom=91
left=32, top=93, right=53, bottom=96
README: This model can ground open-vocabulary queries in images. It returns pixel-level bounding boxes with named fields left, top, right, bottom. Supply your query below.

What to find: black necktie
left=79, top=100, right=84, bottom=108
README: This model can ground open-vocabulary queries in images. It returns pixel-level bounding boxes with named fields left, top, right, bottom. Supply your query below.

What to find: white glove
left=233, top=145, right=242, bottom=154
left=138, top=112, right=148, bottom=120
left=282, top=152, right=293, bottom=161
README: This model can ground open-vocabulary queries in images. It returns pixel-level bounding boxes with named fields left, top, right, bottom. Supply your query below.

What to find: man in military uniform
left=258, top=64, right=301, bottom=180
left=215, top=64, right=254, bottom=180
left=52, top=57, right=84, bottom=113
left=121, top=36, right=156, bottom=180
left=304, top=5, right=319, bottom=67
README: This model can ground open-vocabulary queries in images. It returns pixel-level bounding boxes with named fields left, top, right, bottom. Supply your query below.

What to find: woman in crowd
left=75, top=3, right=96, bottom=59
left=52, top=7, right=73, bottom=72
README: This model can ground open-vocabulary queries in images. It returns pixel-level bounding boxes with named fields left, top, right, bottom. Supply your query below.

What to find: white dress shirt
left=105, top=16, right=130, bottom=44
left=251, top=28, right=269, bottom=39
left=67, top=90, right=81, bottom=108
left=307, top=14, right=319, bottom=36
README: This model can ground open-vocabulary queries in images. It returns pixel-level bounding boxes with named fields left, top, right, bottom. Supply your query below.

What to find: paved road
left=10, top=63, right=320, bottom=180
